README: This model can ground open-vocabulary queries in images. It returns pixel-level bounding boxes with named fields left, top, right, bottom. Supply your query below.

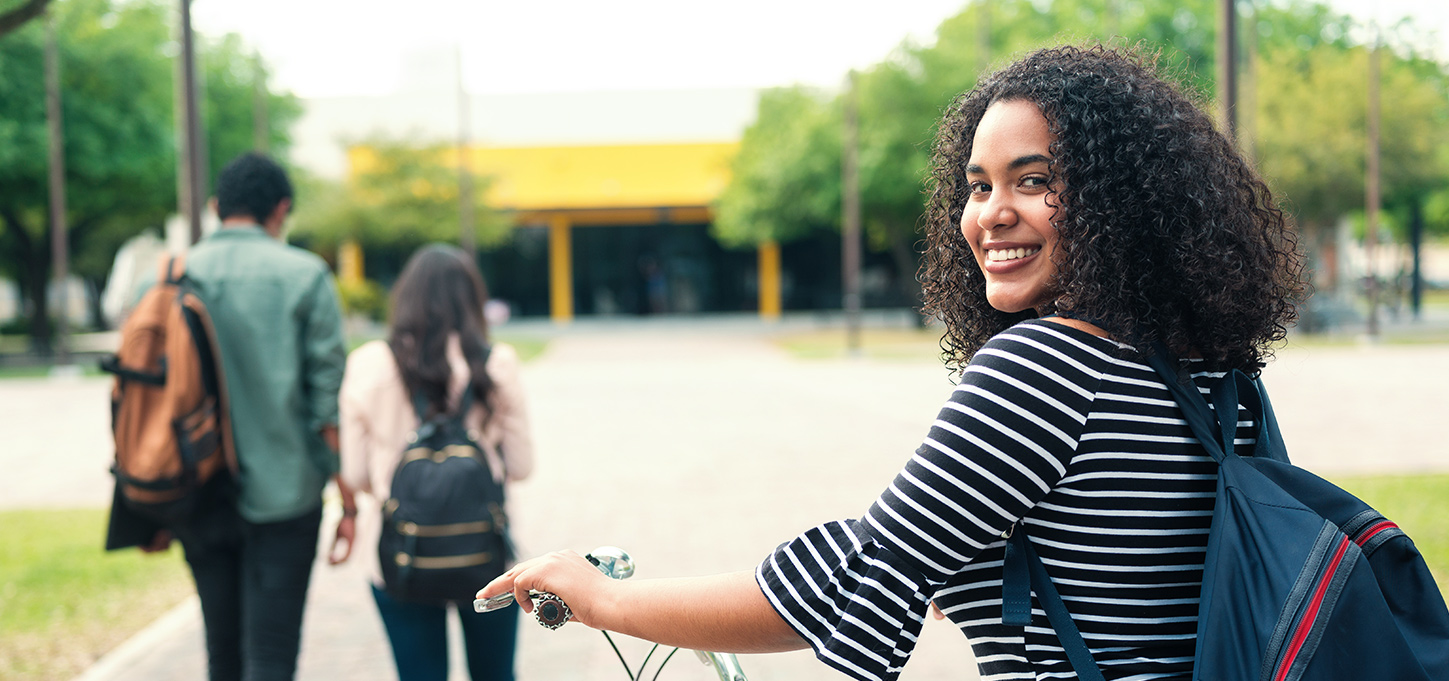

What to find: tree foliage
left=1256, top=43, right=1449, bottom=238
left=288, top=137, right=511, bottom=258
left=715, top=0, right=1449, bottom=309
left=0, top=0, right=300, bottom=348
left=712, top=87, right=839, bottom=248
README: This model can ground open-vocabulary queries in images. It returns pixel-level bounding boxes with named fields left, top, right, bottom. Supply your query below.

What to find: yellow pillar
left=338, top=239, right=364, bottom=285
left=548, top=215, right=573, bottom=324
left=758, top=239, right=781, bottom=321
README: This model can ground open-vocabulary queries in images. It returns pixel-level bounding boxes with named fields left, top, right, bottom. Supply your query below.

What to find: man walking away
left=146, top=152, right=348, bottom=681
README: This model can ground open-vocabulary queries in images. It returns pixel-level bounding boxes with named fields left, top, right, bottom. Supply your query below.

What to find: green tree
left=0, top=0, right=52, bottom=38
left=712, top=87, right=840, bottom=248
left=201, top=33, right=302, bottom=187
left=288, top=137, right=511, bottom=259
left=1255, top=44, right=1449, bottom=241
left=716, top=0, right=1449, bottom=319
left=714, top=0, right=1227, bottom=307
left=0, top=0, right=298, bottom=350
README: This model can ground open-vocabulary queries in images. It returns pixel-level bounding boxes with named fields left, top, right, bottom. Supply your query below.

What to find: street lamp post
left=457, top=46, right=476, bottom=256
left=842, top=71, right=862, bottom=356
left=1217, top=0, right=1238, bottom=139
left=1365, top=34, right=1382, bottom=338
left=45, top=10, right=70, bottom=365
left=179, top=0, right=205, bottom=245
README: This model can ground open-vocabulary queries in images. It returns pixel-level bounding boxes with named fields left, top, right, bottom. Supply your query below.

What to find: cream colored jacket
left=339, top=336, right=534, bottom=587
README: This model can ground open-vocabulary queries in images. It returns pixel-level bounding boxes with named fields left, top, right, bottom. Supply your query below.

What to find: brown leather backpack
left=101, top=255, right=236, bottom=524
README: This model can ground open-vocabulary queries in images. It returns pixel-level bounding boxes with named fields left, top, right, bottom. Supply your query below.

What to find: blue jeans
left=175, top=496, right=322, bottom=681
left=371, top=585, right=519, bottom=681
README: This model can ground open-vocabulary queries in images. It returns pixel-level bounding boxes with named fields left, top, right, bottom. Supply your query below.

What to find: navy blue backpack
left=379, top=377, right=511, bottom=604
left=1004, top=347, right=1449, bottom=681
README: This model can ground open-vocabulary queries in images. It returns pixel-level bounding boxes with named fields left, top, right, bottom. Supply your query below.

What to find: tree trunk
left=0, top=208, right=52, bottom=354
left=84, top=276, right=106, bottom=330
left=886, top=224, right=926, bottom=326
left=1299, top=220, right=1333, bottom=334
left=26, top=256, right=52, bottom=355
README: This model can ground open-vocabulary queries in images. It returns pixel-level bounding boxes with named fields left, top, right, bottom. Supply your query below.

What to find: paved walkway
left=3, top=318, right=1446, bottom=681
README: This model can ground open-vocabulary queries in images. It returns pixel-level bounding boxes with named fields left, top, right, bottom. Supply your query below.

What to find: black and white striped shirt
left=758, top=320, right=1244, bottom=681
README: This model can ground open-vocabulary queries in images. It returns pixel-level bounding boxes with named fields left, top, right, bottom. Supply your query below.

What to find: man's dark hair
left=215, top=153, right=294, bottom=224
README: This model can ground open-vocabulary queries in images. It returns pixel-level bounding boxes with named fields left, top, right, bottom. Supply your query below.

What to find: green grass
left=774, top=327, right=944, bottom=362
left=495, top=334, right=550, bottom=362
left=0, top=364, right=107, bottom=380
left=1423, top=288, right=1449, bottom=311
left=345, top=333, right=551, bottom=361
left=1330, top=474, right=1449, bottom=597
left=0, top=509, right=193, bottom=681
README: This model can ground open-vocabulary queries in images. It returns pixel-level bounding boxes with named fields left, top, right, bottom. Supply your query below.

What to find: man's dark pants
left=174, top=480, right=322, bottom=681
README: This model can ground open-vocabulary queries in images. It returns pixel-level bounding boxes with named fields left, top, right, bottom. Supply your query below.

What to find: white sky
left=191, top=0, right=970, bottom=98
left=190, top=0, right=1449, bottom=100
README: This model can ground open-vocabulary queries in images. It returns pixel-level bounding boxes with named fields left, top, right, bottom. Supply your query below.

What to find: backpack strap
left=155, top=253, right=187, bottom=286
left=1002, top=529, right=1107, bottom=681
left=1144, top=343, right=1230, bottom=463
left=409, top=390, right=433, bottom=425
left=407, top=344, right=490, bottom=428
left=1250, top=376, right=1290, bottom=463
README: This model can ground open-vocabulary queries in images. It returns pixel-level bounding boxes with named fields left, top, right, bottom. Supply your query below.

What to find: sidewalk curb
left=71, top=595, right=200, bottom=681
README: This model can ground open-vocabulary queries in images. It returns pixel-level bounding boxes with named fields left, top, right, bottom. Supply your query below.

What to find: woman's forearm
left=483, top=553, right=807, bottom=654
left=600, top=570, right=808, bottom=654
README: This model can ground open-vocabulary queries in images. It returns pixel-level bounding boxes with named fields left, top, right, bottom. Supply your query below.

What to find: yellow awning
left=461, top=142, right=736, bottom=212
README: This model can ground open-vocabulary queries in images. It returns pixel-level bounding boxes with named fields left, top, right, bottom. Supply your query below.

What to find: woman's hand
left=477, top=550, right=614, bottom=628
left=140, top=529, right=173, bottom=553
left=329, top=516, right=355, bottom=565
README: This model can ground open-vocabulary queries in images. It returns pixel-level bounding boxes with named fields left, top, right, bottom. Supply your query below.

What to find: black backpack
left=1003, top=345, right=1449, bottom=681
left=379, top=377, right=510, bottom=603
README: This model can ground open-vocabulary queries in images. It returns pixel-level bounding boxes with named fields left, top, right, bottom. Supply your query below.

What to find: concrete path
left=3, top=319, right=1445, bottom=681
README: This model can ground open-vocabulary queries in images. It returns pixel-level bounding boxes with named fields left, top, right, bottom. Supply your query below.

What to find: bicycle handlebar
left=472, top=546, right=631, bottom=628
left=472, top=547, right=748, bottom=680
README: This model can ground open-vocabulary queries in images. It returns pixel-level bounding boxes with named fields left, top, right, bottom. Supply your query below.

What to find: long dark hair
left=388, top=244, right=495, bottom=422
left=921, top=44, right=1306, bottom=375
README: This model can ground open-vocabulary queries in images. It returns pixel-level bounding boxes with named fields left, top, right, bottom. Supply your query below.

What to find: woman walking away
left=334, top=244, right=534, bottom=681
left=478, top=43, right=1306, bottom=681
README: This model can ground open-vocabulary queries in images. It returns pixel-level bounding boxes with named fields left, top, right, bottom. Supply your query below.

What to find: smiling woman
left=923, top=45, right=1306, bottom=375
left=959, top=100, right=1062, bottom=314
left=474, top=44, right=1311, bottom=681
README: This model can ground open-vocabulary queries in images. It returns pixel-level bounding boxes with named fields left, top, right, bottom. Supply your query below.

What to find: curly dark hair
left=921, top=43, right=1306, bottom=375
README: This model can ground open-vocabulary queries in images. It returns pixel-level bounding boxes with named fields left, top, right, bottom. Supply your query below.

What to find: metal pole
left=976, top=0, right=991, bottom=75
left=842, top=70, right=862, bottom=355
left=1240, top=0, right=1257, bottom=163
left=1365, top=36, right=1381, bottom=338
left=1217, top=0, right=1238, bottom=139
left=457, top=46, right=476, bottom=256
left=1409, top=199, right=1423, bottom=320
left=253, top=50, right=268, bottom=152
left=180, top=0, right=203, bottom=244
left=45, top=10, right=69, bottom=365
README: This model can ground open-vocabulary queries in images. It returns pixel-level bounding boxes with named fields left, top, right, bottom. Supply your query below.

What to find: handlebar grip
left=473, top=548, right=627, bottom=629
left=472, top=590, right=574, bottom=630
left=531, top=592, right=573, bottom=630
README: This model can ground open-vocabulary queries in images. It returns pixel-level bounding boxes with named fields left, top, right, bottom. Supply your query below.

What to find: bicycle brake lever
left=473, top=591, right=517, bottom=613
